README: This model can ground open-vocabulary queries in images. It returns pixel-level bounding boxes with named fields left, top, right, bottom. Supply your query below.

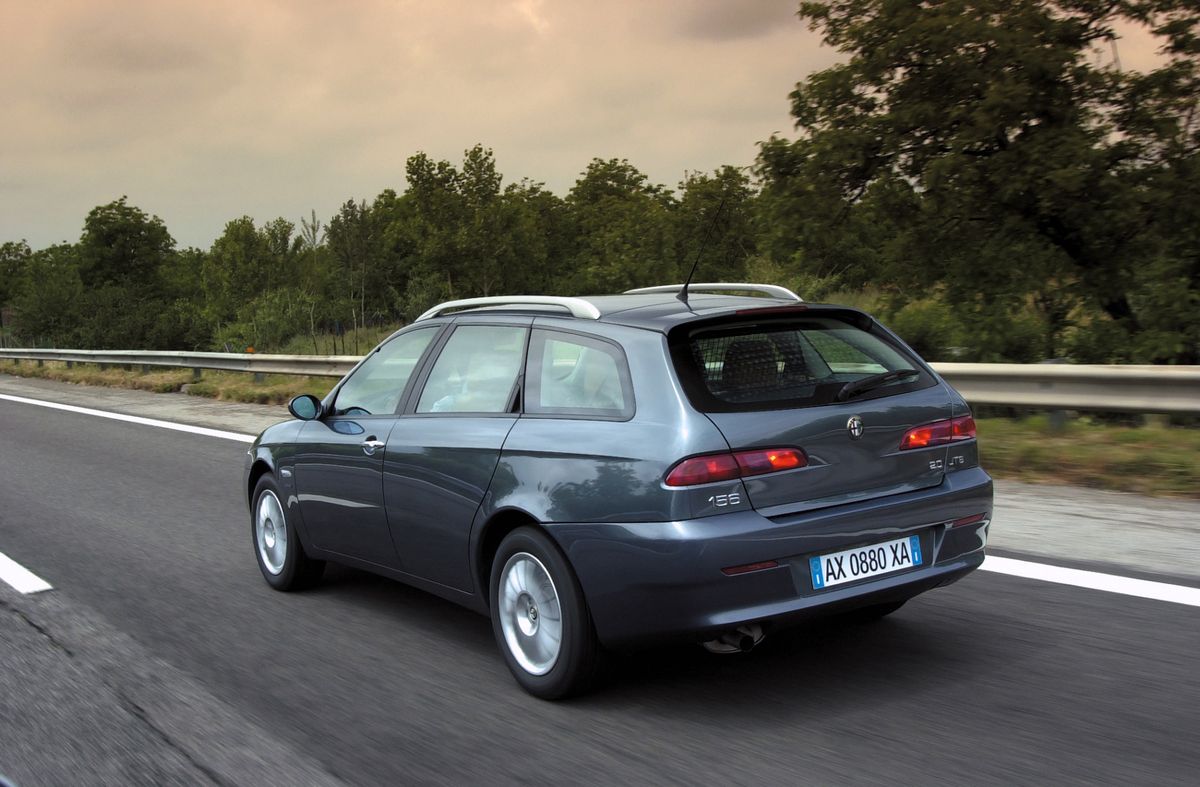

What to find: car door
left=292, top=325, right=442, bottom=566
left=383, top=319, right=529, bottom=591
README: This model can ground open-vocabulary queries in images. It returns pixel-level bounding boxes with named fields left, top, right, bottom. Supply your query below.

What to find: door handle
left=362, top=438, right=385, bottom=456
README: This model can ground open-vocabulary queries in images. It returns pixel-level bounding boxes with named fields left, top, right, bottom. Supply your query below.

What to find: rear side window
left=675, top=315, right=931, bottom=412
left=526, top=329, right=634, bottom=419
left=416, top=325, right=527, bottom=414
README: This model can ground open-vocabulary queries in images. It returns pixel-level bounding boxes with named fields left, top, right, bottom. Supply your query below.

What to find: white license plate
left=809, top=535, right=923, bottom=590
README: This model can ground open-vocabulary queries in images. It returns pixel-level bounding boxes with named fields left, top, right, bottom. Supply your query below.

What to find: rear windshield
left=673, top=315, right=933, bottom=412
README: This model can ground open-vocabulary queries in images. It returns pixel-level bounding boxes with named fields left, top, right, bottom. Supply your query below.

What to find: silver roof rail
left=624, top=283, right=803, bottom=301
left=417, top=295, right=602, bottom=321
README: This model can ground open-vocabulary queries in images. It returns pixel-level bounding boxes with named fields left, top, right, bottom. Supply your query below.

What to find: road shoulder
left=0, top=582, right=342, bottom=786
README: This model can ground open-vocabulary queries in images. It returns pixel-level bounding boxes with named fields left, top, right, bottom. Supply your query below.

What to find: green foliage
left=769, top=0, right=1200, bottom=362
left=565, top=158, right=677, bottom=293
left=13, top=244, right=84, bottom=346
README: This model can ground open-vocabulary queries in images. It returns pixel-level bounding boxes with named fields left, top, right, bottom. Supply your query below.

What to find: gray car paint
left=245, top=295, right=993, bottom=647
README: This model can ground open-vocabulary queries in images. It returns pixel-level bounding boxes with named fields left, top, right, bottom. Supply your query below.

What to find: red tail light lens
left=665, top=447, right=807, bottom=487
left=900, top=415, right=977, bottom=450
left=734, top=448, right=806, bottom=476
left=952, top=415, right=977, bottom=440
left=664, top=454, right=741, bottom=486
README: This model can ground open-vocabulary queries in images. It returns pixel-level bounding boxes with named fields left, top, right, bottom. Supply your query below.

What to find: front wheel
left=252, top=474, right=325, bottom=591
left=490, top=527, right=601, bottom=699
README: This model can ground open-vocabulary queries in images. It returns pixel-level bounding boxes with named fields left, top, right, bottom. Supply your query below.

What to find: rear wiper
left=835, top=369, right=920, bottom=401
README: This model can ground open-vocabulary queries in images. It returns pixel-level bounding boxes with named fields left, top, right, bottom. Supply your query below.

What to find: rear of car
left=547, top=302, right=992, bottom=648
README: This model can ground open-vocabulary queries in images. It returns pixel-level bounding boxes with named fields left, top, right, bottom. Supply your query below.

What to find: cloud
left=0, top=0, right=833, bottom=248
left=674, top=0, right=799, bottom=41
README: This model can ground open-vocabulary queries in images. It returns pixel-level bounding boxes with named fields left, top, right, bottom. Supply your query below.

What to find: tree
left=675, top=166, right=757, bottom=283
left=13, top=244, right=83, bottom=346
left=75, top=198, right=178, bottom=348
left=766, top=0, right=1200, bottom=360
left=1, top=241, right=31, bottom=306
left=565, top=158, right=677, bottom=293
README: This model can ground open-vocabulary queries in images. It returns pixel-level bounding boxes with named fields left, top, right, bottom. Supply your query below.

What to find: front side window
left=416, top=325, right=527, bottom=414
left=333, top=327, right=438, bottom=415
left=526, top=330, right=633, bottom=418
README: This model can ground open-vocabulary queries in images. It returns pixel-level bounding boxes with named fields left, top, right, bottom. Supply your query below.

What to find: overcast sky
left=2, top=0, right=840, bottom=249
left=3, top=1, right=1163, bottom=251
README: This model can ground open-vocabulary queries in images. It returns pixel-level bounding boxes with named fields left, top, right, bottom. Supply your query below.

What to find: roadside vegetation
left=4, top=359, right=1197, bottom=499
left=1, top=1, right=1197, bottom=365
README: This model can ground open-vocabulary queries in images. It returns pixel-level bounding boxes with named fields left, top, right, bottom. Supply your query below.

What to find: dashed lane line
left=982, top=556, right=1200, bottom=608
left=0, top=551, right=52, bottom=594
left=0, top=392, right=255, bottom=443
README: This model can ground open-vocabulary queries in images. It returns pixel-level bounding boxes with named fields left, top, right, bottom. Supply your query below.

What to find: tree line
left=2, top=0, right=1196, bottom=363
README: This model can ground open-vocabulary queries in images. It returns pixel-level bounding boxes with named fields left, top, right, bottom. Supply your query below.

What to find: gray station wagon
left=245, top=283, right=992, bottom=698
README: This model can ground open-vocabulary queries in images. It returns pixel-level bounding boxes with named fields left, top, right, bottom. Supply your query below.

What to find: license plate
left=809, top=535, right=922, bottom=590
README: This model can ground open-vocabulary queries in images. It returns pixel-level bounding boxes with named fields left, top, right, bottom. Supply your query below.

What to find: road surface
left=1, top=374, right=1197, bottom=785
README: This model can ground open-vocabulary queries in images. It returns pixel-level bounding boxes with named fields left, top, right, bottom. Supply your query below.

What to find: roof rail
left=416, top=295, right=602, bottom=321
left=623, top=283, right=803, bottom=302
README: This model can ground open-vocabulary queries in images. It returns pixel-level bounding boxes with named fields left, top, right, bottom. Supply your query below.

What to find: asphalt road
left=1, top=391, right=1198, bottom=785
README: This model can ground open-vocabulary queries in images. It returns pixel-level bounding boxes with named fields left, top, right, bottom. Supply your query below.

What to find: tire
left=489, top=527, right=601, bottom=700
left=251, top=474, right=325, bottom=591
left=846, top=599, right=906, bottom=622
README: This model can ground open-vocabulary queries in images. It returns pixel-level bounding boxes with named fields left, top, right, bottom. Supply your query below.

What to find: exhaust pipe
left=702, top=624, right=764, bottom=654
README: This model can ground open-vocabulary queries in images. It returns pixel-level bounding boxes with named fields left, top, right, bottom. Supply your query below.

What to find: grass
left=976, top=414, right=1200, bottom=498
left=3, top=359, right=1197, bottom=498
left=274, top=324, right=401, bottom=356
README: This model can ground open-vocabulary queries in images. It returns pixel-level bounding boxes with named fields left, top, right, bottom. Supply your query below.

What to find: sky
left=1, top=0, right=835, bottom=250
left=2, top=1, right=1165, bottom=252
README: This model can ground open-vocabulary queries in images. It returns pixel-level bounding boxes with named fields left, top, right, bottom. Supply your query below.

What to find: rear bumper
left=547, top=467, right=992, bottom=649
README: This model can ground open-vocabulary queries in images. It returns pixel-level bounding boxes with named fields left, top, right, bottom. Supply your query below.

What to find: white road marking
left=0, top=551, right=53, bottom=594
left=0, top=393, right=255, bottom=443
left=983, top=555, right=1200, bottom=608
left=4, top=391, right=1199, bottom=608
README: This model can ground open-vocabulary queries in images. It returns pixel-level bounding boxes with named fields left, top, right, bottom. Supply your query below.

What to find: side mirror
left=288, top=394, right=322, bottom=421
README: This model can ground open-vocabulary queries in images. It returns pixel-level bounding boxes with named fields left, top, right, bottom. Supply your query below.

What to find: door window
left=416, top=325, right=527, bottom=414
left=333, top=327, right=438, bottom=415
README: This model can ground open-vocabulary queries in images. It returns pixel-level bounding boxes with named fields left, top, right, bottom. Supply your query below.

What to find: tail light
left=900, top=415, right=976, bottom=450
left=665, top=447, right=807, bottom=487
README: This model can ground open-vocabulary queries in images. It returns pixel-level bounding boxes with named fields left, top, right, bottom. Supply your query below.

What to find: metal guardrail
left=1, top=349, right=1198, bottom=413
left=0, top=348, right=360, bottom=378
left=931, top=363, right=1200, bottom=414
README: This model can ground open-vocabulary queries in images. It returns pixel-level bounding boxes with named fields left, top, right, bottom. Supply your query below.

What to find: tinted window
left=333, top=327, right=438, bottom=415
left=417, top=325, right=527, bottom=414
left=677, top=316, right=929, bottom=412
left=527, top=330, right=633, bottom=418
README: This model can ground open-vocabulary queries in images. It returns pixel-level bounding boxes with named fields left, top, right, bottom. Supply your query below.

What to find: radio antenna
left=678, top=196, right=727, bottom=306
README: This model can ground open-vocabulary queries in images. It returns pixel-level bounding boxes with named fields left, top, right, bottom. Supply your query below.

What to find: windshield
left=675, top=315, right=932, bottom=412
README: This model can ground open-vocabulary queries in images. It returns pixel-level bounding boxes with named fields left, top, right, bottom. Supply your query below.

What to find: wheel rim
left=256, top=490, right=288, bottom=575
left=498, top=552, right=563, bottom=676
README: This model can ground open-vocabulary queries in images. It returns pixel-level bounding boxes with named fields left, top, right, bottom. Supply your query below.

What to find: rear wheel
left=490, top=527, right=600, bottom=699
left=252, top=474, right=324, bottom=591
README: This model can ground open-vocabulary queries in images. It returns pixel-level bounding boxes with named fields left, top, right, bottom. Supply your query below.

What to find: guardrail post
left=141, top=364, right=152, bottom=374
left=36, top=359, right=43, bottom=368
left=99, top=363, right=107, bottom=371
left=253, top=372, right=266, bottom=384
left=66, top=361, right=73, bottom=369
left=193, top=368, right=202, bottom=381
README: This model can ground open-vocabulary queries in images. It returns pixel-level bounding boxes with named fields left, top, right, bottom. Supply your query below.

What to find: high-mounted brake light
left=733, top=305, right=809, bottom=316
left=899, top=416, right=977, bottom=450
left=665, top=448, right=807, bottom=487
